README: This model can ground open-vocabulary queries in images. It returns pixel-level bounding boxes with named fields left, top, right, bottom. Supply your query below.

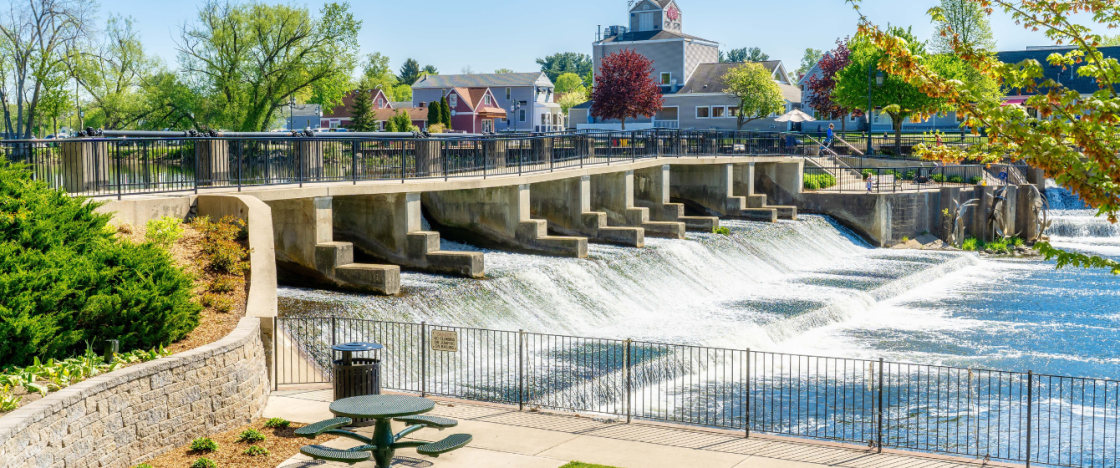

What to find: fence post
left=115, top=141, right=123, bottom=200
left=193, top=139, right=199, bottom=194
left=273, top=317, right=279, bottom=391
left=745, top=348, right=751, bottom=439
left=625, top=339, right=632, bottom=424
left=878, top=358, right=885, bottom=453
left=352, top=140, right=358, bottom=185
left=401, top=141, right=406, bottom=184
left=518, top=330, right=525, bottom=411
left=330, top=317, right=337, bottom=347
left=237, top=140, right=243, bottom=192
left=298, top=139, right=304, bottom=188
left=420, top=322, right=427, bottom=397
left=1026, top=371, right=1033, bottom=467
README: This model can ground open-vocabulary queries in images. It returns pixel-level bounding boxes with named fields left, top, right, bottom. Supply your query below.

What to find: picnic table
left=295, top=394, right=472, bottom=467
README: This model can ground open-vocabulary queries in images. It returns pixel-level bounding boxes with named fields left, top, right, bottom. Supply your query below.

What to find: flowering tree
left=846, top=0, right=1120, bottom=274
left=591, top=50, right=663, bottom=130
left=804, top=38, right=861, bottom=131
left=723, top=63, right=785, bottom=130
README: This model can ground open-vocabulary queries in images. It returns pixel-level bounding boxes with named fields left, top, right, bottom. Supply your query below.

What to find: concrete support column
left=295, top=140, right=324, bottom=181
left=1016, top=184, right=1040, bottom=241
left=195, top=139, right=230, bottom=186
left=939, top=187, right=962, bottom=241
left=670, top=163, right=777, bottom=222
left=590, top=170, right=685, bottom=239
left=485, top=140, right=508, bottom=170
left=265, top=196, right=400, bottom=294
left=414, top=139, right=443, bottom=178
left=529, top=176, right=644, bottom=247
left=633, top=164, right=718, bottom=231
left=333, top=193, right=484, bottom=278
left=423, top=185, right=587, bottom=258
left=972, top=186, right=994, bottom=242
left=997, top=186, right=1018, bottom=239
left=61, top=140, right=110, bottom=194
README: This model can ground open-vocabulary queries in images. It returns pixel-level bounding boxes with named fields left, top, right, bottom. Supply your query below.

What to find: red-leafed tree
left=805, top=38, right=861, bottom=131
left=590, top=49, right=663, bottom=130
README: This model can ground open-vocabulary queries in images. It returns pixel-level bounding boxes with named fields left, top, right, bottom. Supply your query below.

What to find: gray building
left=577, top=0, right=799, bottom=131
left=285, top=104, right=322, bottom=131
left=799, top=54, right=963, bottom=134
left=412, top=72, right=564, bottom=132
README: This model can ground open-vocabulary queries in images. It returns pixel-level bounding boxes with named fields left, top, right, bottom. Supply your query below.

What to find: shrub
left=243, top=445, right=269, bottom=456
left=932, top=174, right=946, bottom=183
left=901, top=236, right=910, bottom=243
left=0, top=161, right=201, bottom=366
left=191, top=216, right=249, bottom=275
left=962, top=237, right=983, bottom=251
left=209, top=277, right=237, bottom=293
left=264, top=417, right=291, bottom=429
left=427, top=123, right=447, bottom=134
left=133, top=465, right=154, bottom=468
left=803, top=174, right=837, bottom=190
left=145, top=216, right=184, bottom=248
left=903, top=171, right=917, bottom=181
left=190, top=458, right=217, bottom=468
left=948, top=175, right=965, bottom=184
left=861, top=169, right=875, bottom=179
left=987, top=240, right=1010, bottom=254
left=712, top=226, right=732, bottom=236
left=237, top=428, right=266, bottom=443
left=968, top=176, right=984, bottom=185
left=1011, top=237, right=1025, bottom=247
left=190, top=437, right=219, bottom=452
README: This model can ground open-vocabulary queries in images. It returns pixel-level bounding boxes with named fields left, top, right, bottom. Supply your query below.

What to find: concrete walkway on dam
left=266, top=387, right=1013, bottom=468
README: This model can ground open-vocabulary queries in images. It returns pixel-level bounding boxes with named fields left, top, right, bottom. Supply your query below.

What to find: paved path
left=267, top=388, right=1015, bottom=468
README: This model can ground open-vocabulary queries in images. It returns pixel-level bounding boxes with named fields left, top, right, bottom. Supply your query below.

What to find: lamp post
left=866, top=67, right=884, bottom=156
left=511, top=101, right=521, bottom=132
left=289, top=96, right=296, bottom=132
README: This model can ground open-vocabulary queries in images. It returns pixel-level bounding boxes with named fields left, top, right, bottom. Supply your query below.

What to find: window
left=377, top=98, right=385, bottom=109
left=712, top=106, right=726, bottom=118
left=485, top=95, right=492, bottom=106
left=506, top=88, right=511, bottom=100
left=450, top=95, right=457, bottom=108
left=661, top=72, right=671, bottom=85
left=873, top=112, right=881, bottom=123
left=638, top=12, right=655, bottom=31
left=520, top=109, right=526, bottom=122
left=696, top=107, right=710, bottom=119
left=728, top=107, right=739, bottom=117
left=849, top=114, right=858, bottom=123
left=482, top=119, right=493, bottom=133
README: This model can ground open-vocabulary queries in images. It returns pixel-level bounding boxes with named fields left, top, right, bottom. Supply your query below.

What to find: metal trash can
left=331, top=342, right=383, bottom=425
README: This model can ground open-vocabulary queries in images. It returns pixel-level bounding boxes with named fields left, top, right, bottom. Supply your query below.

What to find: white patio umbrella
left=774, top=109, right=816, bottom=123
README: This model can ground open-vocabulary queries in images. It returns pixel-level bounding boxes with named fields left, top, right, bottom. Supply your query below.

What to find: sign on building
left=431, top=330, right=459, bottom=352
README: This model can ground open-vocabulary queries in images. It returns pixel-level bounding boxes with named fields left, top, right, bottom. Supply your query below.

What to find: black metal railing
left=0, top=129, right=987, bottom=199
left=276, top=316, right=1120, bottom=468
left=802, top=164, right=1028, bottom=194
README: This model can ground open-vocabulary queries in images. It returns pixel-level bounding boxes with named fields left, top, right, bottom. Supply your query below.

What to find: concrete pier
left=332, top=193, right=484, bottom=278
left=633, top=165, right=719, bottom=231
left=741, top=162, right=798, bottom=220
left=61, top=140, right=110, bottom=193
left=589, top=170, right=685, bottom=239
left=265, top=196, right=401, bottom=294
left=529, top=176, right=645, bottom=247
left=423, top=185, right=588, bottom=258
left=670, top=164, right=777, bottom=222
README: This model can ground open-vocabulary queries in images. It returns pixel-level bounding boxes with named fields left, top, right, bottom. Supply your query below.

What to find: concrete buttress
left=633, top=165, right=719, bottom=231
left=589, top=170, right=686, bottom=239
left=529, top=176, right=645, bottom=247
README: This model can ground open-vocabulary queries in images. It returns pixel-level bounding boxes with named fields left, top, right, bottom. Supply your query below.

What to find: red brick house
left=445, top=87, right=507, bottom=133
left=322, top=88, right=429, bottom=131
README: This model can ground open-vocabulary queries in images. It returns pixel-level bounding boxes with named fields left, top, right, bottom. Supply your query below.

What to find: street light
left=866, top=68, right=885, bottom=156
left=289, top=96, right=296, bottom=132
left=511, top=101, right=521, bottom=132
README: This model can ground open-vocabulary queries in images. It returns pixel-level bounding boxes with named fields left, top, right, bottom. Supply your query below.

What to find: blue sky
left=105, top=0, right=1064, bottom=76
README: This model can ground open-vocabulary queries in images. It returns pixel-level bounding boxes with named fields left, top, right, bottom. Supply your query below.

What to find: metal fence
left=0, top=129, right=977, bottom=199
left=803, top=164, right=1028, bottom=194
left=276, top=316, right=1119, bottom=468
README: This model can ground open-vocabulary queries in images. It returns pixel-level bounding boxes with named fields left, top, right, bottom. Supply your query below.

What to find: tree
left=427, top=100, right=440, bottom=127
left=176, top=1, right=361, bottom=132
left=536, top=52, right=593, bottom=84
left=554, top=73, right=585, bottom=94
left=71, top=15, right=160, bottom=130
left=723, top=63, right=785, bottom=130
left=360, top=52, right=398, bottom=98
left=848, top=0, right=1120, bottom=275
left=0, top=0, right=94, bottom=138
left=422, top=64, right=438, bottom=75
left=348, top=87, right=376, bottom=132
left=392, top=84, right=412, bottom=103
left=494, top=68, right=515, bottom=74
left=929, top=0, right=996, bottom=54
left=399, top=58, right=422, bottom=85
left=805, top=38, right=860, bottom=131
left=558, top=88, right=589, bottom=115
left=384, top=109, right=413, bottom=133
left=832, top=27, right=947, bottom=154
left=440, top=95, right=451, bottom=128
left=1103, top=35, right=1120, bottom=46
left=796, top=48, right=825, bottom=80
left=590, top=49, right=663, bottom=130
left=460, top=65, right=475, bottom=75
left=720, top=47, right=769, bottom=63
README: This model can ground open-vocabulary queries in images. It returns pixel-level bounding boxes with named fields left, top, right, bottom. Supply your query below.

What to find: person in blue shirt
left=819, top=124, right=835, bottom=155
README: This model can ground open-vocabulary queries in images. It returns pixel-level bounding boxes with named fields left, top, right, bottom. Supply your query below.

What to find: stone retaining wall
left=0, top=318, right=269, bottom=468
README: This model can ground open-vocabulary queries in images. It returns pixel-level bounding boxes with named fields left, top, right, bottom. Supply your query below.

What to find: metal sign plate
left=431, top=330, right=459, bottom=352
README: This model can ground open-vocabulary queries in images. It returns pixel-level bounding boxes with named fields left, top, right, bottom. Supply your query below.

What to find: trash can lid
left=332, top=342, right=384, bottom=352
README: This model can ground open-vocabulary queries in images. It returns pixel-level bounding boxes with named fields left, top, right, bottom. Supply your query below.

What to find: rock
left=921, top=240, right=945, bottom=250
left=916, top=234, right=941, bottom=245
left=891, top=239, right=924, bottom=249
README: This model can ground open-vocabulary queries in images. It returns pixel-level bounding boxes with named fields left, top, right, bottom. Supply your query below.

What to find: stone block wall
left=0, top=318, right=269, bottom=468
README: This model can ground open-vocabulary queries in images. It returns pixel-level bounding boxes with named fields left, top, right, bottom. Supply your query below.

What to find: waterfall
left=1045, top=182, right=1120, bottom=256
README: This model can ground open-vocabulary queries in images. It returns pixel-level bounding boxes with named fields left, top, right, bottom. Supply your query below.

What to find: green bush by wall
left=0, top=160, right=201, bottom=366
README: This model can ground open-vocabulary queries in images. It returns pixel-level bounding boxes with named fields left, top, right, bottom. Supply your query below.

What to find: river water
left=280, top=185, right=1120, bottom=381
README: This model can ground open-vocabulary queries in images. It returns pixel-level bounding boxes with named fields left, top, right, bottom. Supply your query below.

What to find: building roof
left=374, top=107, right=429, bottom=122
left=413, top=72, right=551, bottom=89
left=677, top=62, right=781, bottom=94
left=389, top=102, right=412, bottom=109
left=448, top=87, right=498, bottom=110
left=597, top=28, right=715, bottom=45
left=996, top=46, right=1120, bottom=95
left=323, top=89, right=392, bottom=118
left=570, top=101, right=593, bottom=110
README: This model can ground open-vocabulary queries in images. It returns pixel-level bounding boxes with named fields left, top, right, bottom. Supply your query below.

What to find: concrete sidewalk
left=266, top=387, right=1010, bottom=468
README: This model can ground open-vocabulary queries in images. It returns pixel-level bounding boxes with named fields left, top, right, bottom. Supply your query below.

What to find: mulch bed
left=139, top=418, right=329, bottom=468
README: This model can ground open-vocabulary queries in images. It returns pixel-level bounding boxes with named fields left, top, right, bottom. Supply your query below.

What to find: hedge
left=0, top=160, right=201, bottom=366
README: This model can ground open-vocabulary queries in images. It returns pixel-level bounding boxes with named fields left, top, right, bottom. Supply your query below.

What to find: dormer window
left=450, top=95, right=457, bottom=108
left=484, top=95, right=492, bottom=106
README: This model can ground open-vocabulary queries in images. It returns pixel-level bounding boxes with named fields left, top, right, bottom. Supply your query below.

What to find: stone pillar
left=532, top=137, right=554, bottom=166
left=972, top=186, right=993, bottom=241
left=414, top=139, right=443, bottom=177
left=590, top=170, right=685, bottom=239
left=939, top=187, right=962, bottom=241
left=633, top=164, right=719, bottom=231
left=61, top=140, right=110, bottom=194
left=485, top=139, right=508, bottom=170
left=195, top=139, right=230, bottom=186
left=529, top=176, right=644, bottom=247
left=1016, top=184, right=1039, bottom=241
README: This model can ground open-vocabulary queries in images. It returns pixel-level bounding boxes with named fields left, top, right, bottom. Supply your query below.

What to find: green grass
left=962, top=237, right=982, bottom=251
left=712, top=226, right=732, bottom=236
left=560, top=463, right=622, bottom=468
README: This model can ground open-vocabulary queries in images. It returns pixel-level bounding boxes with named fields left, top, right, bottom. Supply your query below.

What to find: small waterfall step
left=316, top=242, right=401, bottom=295
left=746, top=194, right=797, bottom=221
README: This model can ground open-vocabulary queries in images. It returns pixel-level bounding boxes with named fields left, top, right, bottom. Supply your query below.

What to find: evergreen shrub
left=0, top=160, right=201, bottom=366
